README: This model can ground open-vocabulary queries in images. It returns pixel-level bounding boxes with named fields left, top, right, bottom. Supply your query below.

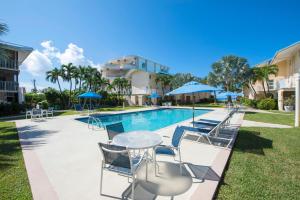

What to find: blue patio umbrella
left=216, top=91, right=243, bottom=101
left=166, top=81, right=219, bottom=125
left=148, top=92, right=161, bottom=98
left=78, top=91, right=102, bottom=109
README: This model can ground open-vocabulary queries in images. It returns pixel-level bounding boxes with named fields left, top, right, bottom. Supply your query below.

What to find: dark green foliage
left=0, top=103, right=26, bottom=116
left=257, top=98, right=276, bottom=110
left=240, top=97, right=257, bottom=108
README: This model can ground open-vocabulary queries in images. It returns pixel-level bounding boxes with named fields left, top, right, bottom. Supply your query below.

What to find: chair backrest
left=98, top=143, right=131, bottom=169
left=32, top=108, right=41, bottom=115
left=48, top=107, right=54, bottom=112
left=106, top=122, right=125, bottom=140
left=171, top=126, right=185, bottom=148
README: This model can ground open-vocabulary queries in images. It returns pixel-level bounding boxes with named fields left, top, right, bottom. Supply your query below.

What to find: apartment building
left=0, top=41, right=33, bottom=103
left=101, top=55, right=170, bottom=105
left=245, top=41, right=300, bottom=126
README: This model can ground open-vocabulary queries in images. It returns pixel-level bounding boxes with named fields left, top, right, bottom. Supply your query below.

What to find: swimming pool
left=76, top=108, right=211, bottom=132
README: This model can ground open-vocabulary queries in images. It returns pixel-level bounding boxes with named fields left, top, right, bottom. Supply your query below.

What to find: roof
left=0, top=40, right=33, bottom=52
left=255, top=41, right=300, bottom=67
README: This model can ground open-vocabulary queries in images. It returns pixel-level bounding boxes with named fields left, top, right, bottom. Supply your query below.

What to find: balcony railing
left=0, top=81, right=18, bottom=92
left=275, top=77, right=295, bottom=89
left=0, top=59, right=18, bottom=70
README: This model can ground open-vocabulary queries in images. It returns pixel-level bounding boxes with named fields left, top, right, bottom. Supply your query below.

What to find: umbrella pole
left=193, top=93, right=195, bottom=127
left=90, top=98, right=91, bottom=112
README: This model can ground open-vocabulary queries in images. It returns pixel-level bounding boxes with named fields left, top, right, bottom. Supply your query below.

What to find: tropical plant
left=252, top=64, right=278, bottom=97
left=207, top=55, right=250, bottom=93
left=155, top=73, right=173, bottom=97
left=46, top=67, right=63, bottom=94
left=111, top=78, right=131, bottom=105
left=284, top=96, right=295, bottom=107
left=257, top=98, right=276, bottom=110
left=170, top=73, right=195, bottom=89
left=61, top=63, right=77, bottom=107
left=78, top=65, right=86, bottom=92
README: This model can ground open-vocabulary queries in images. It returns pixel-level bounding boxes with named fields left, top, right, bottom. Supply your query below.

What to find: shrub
left=257, top=98, right=276, bottom=110
left=39, top=100, right=49, bottom=109
left=284, top=96, right=295, bottom=106
left=240, top=97, right=257, bottom=108
left=0, top=103, right=26, bottom=116
left=25, top=92, right=46, bottom=108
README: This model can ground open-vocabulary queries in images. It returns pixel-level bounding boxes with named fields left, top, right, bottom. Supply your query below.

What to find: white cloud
left=20, top=40, right=102, bottom=76
left=41, top=40, right=59, bottom=58
left=21, top=50, right=52, bottom=76
left=59, top=43, right=86, bottom=65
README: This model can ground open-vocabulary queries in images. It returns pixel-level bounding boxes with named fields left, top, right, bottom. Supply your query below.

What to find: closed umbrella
left=166, top=81, right=219, bottom=125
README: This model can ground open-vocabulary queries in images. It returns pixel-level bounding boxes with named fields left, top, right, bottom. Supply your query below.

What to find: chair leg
left=100, top=165, right=104, bottom=195
left=132, top=174, right=135, bottom=200
left=178, top=149, right=182, bottom=174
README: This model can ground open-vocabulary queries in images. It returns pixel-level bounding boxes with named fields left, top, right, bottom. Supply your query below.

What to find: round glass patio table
left=111, top=131, right=162, bottom=149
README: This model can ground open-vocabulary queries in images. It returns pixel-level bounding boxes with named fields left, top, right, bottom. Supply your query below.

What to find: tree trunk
left=57, top=79, right=65, bottom=108
left=249, top=81, right=257, bottom=99
left=69, top=80, right=72, bottom=108
left=79, top=79, right=82, bottom=92
left=261, top=80, right=267, bottom=97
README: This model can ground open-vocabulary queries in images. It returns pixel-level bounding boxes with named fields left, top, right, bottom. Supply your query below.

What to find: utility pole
left=32, top=79, right=37, bottom=93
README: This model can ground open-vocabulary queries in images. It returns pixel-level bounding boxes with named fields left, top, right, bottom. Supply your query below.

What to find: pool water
left=76, top=108, right=211, bottom=132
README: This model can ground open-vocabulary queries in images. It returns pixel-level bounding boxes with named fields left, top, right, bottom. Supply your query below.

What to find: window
left=268, top=80, right=274, bottom=90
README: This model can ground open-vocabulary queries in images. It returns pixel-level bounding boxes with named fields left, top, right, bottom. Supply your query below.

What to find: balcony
left=0, top=81, right=18, bottom=92
left=275, top=77, right=295, bottom=90
left=0, top=59, right=18, bottom=70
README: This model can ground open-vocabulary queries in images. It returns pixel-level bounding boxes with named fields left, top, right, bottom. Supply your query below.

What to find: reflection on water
left=77, top=108, right=211, bottom=132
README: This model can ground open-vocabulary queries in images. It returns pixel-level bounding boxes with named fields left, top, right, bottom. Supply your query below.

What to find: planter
left=284, top=106, right=294, bottom=112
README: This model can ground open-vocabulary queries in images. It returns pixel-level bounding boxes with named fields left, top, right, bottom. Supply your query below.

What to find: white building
left=0, top=41, right=33, bottom=104
left=244, top=41, right=300, bottom=127
left=101, top=55, right=170, bottom=105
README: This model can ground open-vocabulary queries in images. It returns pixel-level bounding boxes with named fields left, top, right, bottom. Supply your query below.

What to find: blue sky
left=1, top=0, right=300, bottom=90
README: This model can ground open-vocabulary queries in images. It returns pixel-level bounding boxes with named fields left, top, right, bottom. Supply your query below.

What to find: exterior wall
left=131, top=71, right=150, bottom=95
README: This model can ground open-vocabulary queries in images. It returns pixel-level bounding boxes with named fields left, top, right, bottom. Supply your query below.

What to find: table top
left=112, top=131, right=162, bottom=149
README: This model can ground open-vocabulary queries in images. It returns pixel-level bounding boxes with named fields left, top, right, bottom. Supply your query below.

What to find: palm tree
left=155, top=74, right=173, bottom=98
left=83, top=66, right=98, bottom=91
left=111, top=78, right=130, bottom=105
left=245, top=68, right=258, bottom=99
left=253, top=64, right=278, bottom=97
left=46, top=67, right=65, bottom=107
left=46, top=68, right=63, bottom=93
left=61, top=63, right=76, bottom=107
left=78, top=65, right=86, bottom=92
left=72, top=66, right=80, bottom=91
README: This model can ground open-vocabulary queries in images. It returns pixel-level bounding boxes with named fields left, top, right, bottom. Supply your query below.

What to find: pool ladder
left=88, top=115, right=105, bottom=130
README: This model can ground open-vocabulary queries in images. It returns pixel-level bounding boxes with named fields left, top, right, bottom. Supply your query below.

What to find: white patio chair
left=31, top=108, right=42, bottom=120
left=98, top=143, right=145, bottom=200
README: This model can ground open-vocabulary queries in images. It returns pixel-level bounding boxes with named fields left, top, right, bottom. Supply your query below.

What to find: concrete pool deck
left=16, top=107, right=244, bottom=200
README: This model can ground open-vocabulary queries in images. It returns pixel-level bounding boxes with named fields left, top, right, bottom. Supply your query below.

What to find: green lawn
left=0, top=106, right=145, bottom=121
left=244, top=111, right=295, bottom=126
left=0, top=122, right=32, bottom=200
left=217, top=113, right=300, bottom=200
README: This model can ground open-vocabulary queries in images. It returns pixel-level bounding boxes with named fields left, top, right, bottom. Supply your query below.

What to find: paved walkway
left=242, top=120, right=292, bottom=128
left=16, top=107, right=243, bottom=200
